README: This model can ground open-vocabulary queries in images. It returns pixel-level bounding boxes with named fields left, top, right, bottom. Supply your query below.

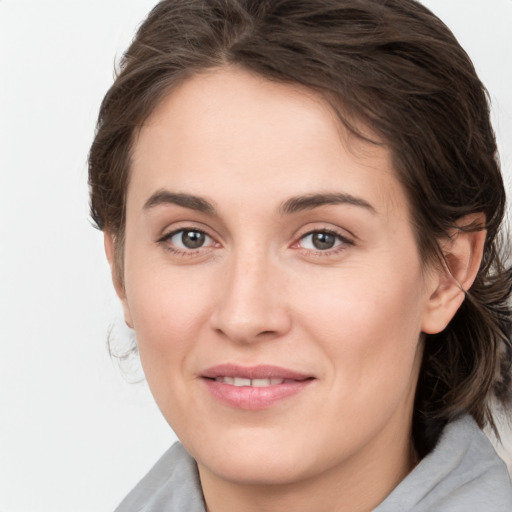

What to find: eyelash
left=157, top=227, right=354, bottom=258
left=294, top=228, right=354, bottom=257
left=157, top=228, right=216, bottom=257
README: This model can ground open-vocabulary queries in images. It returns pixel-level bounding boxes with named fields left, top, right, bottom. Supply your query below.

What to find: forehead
left=129, top=66, right=408, bottom=219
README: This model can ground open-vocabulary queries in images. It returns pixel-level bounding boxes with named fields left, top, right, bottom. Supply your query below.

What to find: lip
left=200, top=364, right=315, bottom=410
left=201, top=363, right=312, bottom=381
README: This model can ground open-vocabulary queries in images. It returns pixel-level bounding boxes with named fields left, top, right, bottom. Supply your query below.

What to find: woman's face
left=114, top=67, right=443, bottom=488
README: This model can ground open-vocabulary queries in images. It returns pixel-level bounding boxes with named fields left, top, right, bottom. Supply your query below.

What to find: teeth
left=234, top=377, right=251, bottom=387
left=214, top=377, right=285, bottom=387
left=252, top=378, right=270, bottom=387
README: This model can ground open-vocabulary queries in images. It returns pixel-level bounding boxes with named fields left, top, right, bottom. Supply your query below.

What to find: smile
left=213, top=377, right=295, bottom=387
left=201, top=364, right=315, bottom=410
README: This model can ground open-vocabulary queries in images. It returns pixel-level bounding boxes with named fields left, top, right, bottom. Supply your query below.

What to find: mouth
left=212, top=376, right=298, bottom=387
left=200, top=364, right=315, bottom=410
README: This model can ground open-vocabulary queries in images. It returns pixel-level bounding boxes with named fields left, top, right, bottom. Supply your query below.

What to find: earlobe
left=421, top=214, right=486, bottom=335
left=103, top=231, right=134, bottom=329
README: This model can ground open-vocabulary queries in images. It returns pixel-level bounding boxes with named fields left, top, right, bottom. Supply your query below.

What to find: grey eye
left=312, top=232, right=336, bottom=250
left=170, top=229, right=210, bottom=249
left=300, top=231, right=344, bottom=251
left=182, top=230, right=205, bottom=248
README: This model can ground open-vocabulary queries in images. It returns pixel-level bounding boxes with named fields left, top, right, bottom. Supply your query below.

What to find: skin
left=106, top=67, right=485, bottom=512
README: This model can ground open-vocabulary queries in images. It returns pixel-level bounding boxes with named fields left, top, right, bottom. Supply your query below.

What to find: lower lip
left=202, top=378, right=313, bottom=410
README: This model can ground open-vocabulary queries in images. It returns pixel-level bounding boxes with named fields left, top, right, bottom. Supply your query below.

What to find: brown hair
left=89, top=0, right=512, bottom=456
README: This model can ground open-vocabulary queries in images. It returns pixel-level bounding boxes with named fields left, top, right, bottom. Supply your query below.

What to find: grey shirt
left=115, top=416, right=512, bottom=511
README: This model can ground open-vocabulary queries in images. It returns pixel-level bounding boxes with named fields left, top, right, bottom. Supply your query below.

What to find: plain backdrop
left=1, top=1, right=511, bottom=511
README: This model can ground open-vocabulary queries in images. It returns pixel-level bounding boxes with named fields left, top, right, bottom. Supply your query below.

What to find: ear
left=421, top=213, right=486, bottom=334
left=104, top=231, right=134, bottom=329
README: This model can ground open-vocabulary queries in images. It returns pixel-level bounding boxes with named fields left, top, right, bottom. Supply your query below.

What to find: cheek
left=296, top=260, right=424, bottom=336
left=123, top=256, right=216, bottom=364
left=292, top=259, right=426, bottom=394
left=122, top=260, right=220, bottom=422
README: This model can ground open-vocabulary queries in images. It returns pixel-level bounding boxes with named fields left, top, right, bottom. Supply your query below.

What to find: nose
left=209, top=250, right=292, bottom=344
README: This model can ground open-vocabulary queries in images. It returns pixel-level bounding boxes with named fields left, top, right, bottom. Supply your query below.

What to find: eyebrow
left=280, top=193, right=376, bottom=215
left=143, top=190, right=376, bottom=216
left=143, top=190, right=216, bottom=214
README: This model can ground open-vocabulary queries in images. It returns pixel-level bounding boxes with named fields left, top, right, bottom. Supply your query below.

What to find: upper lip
left=201, top=364, right=313, bottom=381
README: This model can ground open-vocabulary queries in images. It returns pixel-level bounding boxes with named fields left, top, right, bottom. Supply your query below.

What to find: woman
left=88, top=0, right=512, bottom=510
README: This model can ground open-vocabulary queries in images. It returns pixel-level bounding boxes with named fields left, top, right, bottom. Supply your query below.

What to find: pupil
left=313, top=232, right=335, bottom=250
left=182, top=230, right=205, bottom=249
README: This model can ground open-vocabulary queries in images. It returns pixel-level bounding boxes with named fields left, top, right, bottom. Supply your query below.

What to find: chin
left=185, top=428, right=319, bottom=485
left=186, top=429, right=344, bottom=486
left=202, top=452, right=312, bottom=486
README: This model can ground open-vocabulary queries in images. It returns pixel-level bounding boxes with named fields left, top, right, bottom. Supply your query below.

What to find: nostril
left=209, top=287, right=292, bottom=343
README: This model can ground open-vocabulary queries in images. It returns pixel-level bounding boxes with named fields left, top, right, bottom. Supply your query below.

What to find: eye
left=163, top=228, right=214, bottom=251
left=298, top=230, right=350, bottom=251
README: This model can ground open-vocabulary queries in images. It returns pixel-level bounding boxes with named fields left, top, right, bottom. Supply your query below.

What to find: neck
left=198, top=418, right=416, bottom=512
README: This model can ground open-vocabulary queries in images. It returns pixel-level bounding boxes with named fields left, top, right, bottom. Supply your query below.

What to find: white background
left=1, top=1, right=511, bottom=511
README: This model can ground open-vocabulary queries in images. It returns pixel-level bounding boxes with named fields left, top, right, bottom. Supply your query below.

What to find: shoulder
left=114, top=442, right=205, bottom=512
left=375, top=416, right=512, bottom=512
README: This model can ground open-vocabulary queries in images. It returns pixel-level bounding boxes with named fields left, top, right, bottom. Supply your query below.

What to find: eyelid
left=291, top=225, right=355, bottom=255
left=168, top=228, right=213, bottom=244
left=156, top=222, right=354, bottom=257
left=157, top=224, right=220, bottom=255
left=157, top=220, right=216, bottom=242
left=293, top=224, right=354, bottom=244
left=159, top=226, right=209, bottom=241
